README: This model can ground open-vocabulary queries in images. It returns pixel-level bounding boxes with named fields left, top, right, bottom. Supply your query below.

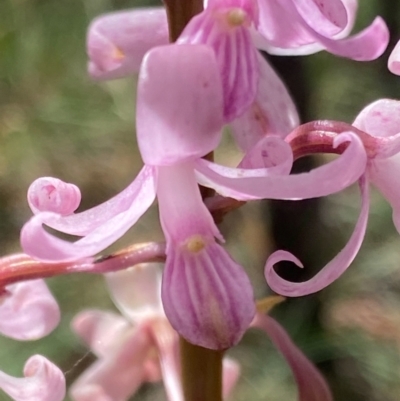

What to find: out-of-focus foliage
left=1, top=0, right=400, bottom=400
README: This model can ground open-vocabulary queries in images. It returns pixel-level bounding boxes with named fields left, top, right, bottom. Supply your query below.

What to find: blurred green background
left=1, top=0, right=400, bottom=400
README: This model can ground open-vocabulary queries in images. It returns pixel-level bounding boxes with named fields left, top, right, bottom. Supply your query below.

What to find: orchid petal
left=353, top=98, right=400, bottom=158
left=238, top=135, right=293, bottom=174
left=196, top=132, right=367, bottom=201
left=0, top=355, right=65, bottom=401
left=294, top=0, right=348, bottom=36
left=388, top=40, right=400, bottom=76
left=71, top=310, right=129, bottom=358
left=87, top=8, right=169, bottom=80
left=21, top=167, right=156, bottom=262
left=28, top=177, right=81, bottom=215
left=253, top=314, right=332, bottom=401
left=24, top=166, right=153, bottom=237
left=300, top=16, right=389, bottom=61
left=178, top=4, right=259, bottom=122
left=150, top=320, right=182, bottom=401
left=70, top=324, right=152, bottom=401
left=0, top=280, right=60, bottom=340
left=162, top=241, right=255, bottom=350
left=105, top=263, right=163, bottom=323
left=265, top=175, right=369, bottom=296
left=222, top=358, right=240, bottom=398
left=137, top=44, right=224, bottom=166
left=230, top=54, right=299, bottom=151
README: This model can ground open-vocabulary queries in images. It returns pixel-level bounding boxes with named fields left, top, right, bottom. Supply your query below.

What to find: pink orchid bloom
left=0, top=255, right=60, bottom=340
left=70, top=263, right=240, bottom=401
left=21, top=44, right=367, bottom=348
left=265, top=99, right=400, bottom=297
left=71, top=263, right=332, bottom=401
left=86, top=0, right=387, bottom=124
left=0, top=355, right=65, bottom=401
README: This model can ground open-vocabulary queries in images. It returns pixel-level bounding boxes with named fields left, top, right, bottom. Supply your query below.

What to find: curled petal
left=195, top=132, right=367, bottom=201
left=0, top=355, right=65, bottom=401
left=231, top=54, right=299, bottom=151
left=162, top=242, right=255, bottom=350
left=70, top=324, right=152, bottom=401
left=222, top=358, right=240, bottom=398
left=87, top=8, right=169, bottom=80
left=294, top=0, right=348, bottom=36
left=301, top=16, right=389, bottom=61
left=265, top=175, right=369, bottom=296
left=353, top=98, right=400, bottom=158
left=253, top=314, right=332, bottom=401
left=106, top=263, right=163, bottom=323
left=21, top=167, right=156, bottom=262
left=238, top=135, right=293, bottom=174
left=25, top=166, right=154, bottom=237
left=388, top=40, right=400, bottom=76
left=0, top=280, right=60, bottom=340
left=137, top=44, right=224, bottom=166
left=28, top=177, right=81, bottom=215
left=71, top=310, right=129, bottom=358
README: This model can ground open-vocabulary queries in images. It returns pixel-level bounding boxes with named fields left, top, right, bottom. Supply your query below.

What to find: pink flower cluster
left=2, top=0, right=400, bottom=400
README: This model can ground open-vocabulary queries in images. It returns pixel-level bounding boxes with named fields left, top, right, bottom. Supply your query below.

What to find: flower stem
left=163, top=0, right=203, bottom=41
left=161, top=2, right=223, bottom=401
left=180, top=337, right=224, bottom=401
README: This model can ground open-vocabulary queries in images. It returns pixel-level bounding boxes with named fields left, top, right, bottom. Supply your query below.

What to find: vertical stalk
left=180, top=337, right=224, bottom=401
left=161, top=1, right=223, bottom=401
left=163, top=0, right=203, bottom=41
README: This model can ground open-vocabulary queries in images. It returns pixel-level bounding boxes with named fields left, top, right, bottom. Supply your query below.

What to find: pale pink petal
left=253, top=314, right=332, bottom=401
left=256, top=0, right=388, bottom=60
left=27, top=177, right=81, bottom=215
left=301, top=16, right=389, bottom=61
left=157, top=164, right=254, bottom=349
left=71, top=310, right=130, bottom=358
left=87, top=8, right=169, bottom=80
left=178, top=5, right=259, bottom=121
left=231, top=54, right=299, bottom=151
left=162, top=241, right=255, bottom=349
left=136, top=44, right=223, bottom=166
left=388, top=40, right=400, bottom=76
left=369, top=156, right=400, bottom=233
left=0, top=355, right=65, bottom=401
left=21, top=167, right=156, bottom=262
left=353, top=98, right=400, bottom=158
left=150, top=320, right=182, bottom=401
left=105, top=263, right=163, bottom=323
left=222, top=358, right=240, bottom=398
left=238, top=135, right=293, bottom=174
left=265, top=175, right=369, bottom=296
left=195, top=132, right=367, bottom=201
left=0, top=280, right=60, bottom=340
left=25, top=166, right=154, bottom=237
left=294, top=0, right=348, bottom=36
left=70, top=324, right=152, bottom=401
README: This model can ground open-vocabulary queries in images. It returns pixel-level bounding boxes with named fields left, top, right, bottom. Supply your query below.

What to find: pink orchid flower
left=86, top=0, right=387, bottom=125
left=70, top=263, right=240, bottom=401
left=0, top=355, right=65, bottom=401
left=0, top=255, right=60, bottom=340
left=21, top=44, right=366, bottom=349
left=71, top=263, right=332, bottom=401
left=265, top=99, right=400, bottom=297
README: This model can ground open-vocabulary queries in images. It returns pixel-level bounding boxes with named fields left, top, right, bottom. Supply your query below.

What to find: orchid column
left=162, top=1, right=225, bottom=400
